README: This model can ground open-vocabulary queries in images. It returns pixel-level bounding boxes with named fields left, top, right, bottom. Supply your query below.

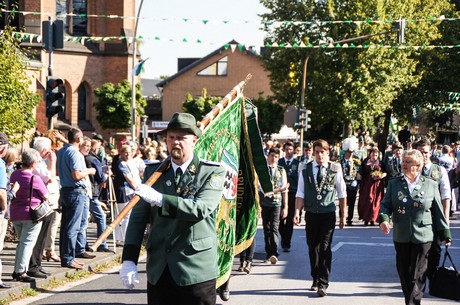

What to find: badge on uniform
left=166, top=180, right=172, bottom=187
left=398, top=191, right=404, bottom=201
left=209, top=174, right=223, bottom=189
left=397, top=206, right=406, bottom=214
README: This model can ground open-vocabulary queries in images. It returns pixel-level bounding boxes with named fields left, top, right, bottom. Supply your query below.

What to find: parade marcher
left=353, top=136, right=367, bottom=161
left=385, top=143, right=404, bottom=180
left=379, top=149, right=451, bottom=305
left=260, top=147, right=288, bottom=263
left=119, top=112, right=226, bottom=305
left=358, top=147, right=386, bottom=226
left=293, top=139, right=346, bottom=297
left=297, top=142, right=313, bottom=172
left=414, top=140, right=451, bottom=281
left=340, top=138, right=361, bottom=226
left=278, top=141, right=299, bottom=252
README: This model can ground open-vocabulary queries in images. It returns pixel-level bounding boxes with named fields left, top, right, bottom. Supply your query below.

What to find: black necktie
left=286, top=160, right=291, bottom=167
left=423, top=166, right=429, bottom=176
left=175, top=168, right=183, bottom=185
left=317, top=165, right=323, bottom=182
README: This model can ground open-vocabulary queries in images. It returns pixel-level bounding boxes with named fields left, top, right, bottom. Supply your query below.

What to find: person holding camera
left=85, top=139, right=110, bottom=252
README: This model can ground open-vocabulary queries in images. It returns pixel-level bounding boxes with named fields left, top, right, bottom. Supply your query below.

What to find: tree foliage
left=182, top=88, right=221, bottom=121
left=0, top=26, right=41, bottom=143
left=250, top=95, right=285, bottom=136
left=260, top=0, right=457, bottom=139
left=93, top=80, right=146, bottom=130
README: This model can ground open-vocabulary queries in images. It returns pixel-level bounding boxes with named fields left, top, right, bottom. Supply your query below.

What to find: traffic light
left=396, top=18, right=406, bottom=44
left=294, top=109, right=307, bottom=131
left=304, top=109, right=312, bottom=131
left=46, top=77, right=65, bottom=119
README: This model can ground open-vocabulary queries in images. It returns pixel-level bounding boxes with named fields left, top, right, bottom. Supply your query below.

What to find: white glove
left=135, top=184, right=163, bottom=207
left=120, top=260, right=139, bottom=289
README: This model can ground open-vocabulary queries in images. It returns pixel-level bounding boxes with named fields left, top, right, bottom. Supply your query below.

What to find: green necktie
left=175, top=168, right=183, bottom=186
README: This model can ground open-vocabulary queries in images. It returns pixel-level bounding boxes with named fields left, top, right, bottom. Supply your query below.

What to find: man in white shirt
left=293, top=139, right=346, bottom=297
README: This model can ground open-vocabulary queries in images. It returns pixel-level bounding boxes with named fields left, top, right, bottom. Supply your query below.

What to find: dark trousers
left=29, top=212, right=54, bottom=272
left=346, top=187, right=358, bottom=223
left=394, top=241, right=431, bottom=305
left=240, top=240, right=256, bottom=262
left=426, top=232, right=442, bottom=280
left=305, top=211, right=336, bottom=289
left=279, top=192, right=296, bottom=249
left=261, top=205, right=281, bottom=259
left=147, top=267, right=216, bottom=305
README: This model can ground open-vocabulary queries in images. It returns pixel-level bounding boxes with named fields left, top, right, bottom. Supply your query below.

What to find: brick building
left=157, top=40, right=273, bottom=121
left=1, top=0, right=139, bottom=137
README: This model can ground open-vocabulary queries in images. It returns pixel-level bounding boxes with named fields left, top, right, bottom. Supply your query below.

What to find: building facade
left=158, top=41, right=273, bottom=121
left=1, top=0, right=138, bottom=136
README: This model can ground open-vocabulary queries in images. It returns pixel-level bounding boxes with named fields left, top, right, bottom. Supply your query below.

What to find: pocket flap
left=191, top=237, right=214, bottom=251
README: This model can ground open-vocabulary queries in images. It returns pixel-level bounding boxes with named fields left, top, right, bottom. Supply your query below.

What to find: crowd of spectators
left=0, top=129, right=168, bottom=283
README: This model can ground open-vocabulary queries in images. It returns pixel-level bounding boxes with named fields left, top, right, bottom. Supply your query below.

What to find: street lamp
left=130, top=0, right=145, bottom=142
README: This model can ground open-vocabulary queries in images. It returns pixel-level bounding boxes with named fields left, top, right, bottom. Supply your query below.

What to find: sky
left=136, top=0, right=267, bottom=79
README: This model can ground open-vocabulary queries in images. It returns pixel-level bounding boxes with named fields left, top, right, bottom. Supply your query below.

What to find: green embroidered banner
left=194, top=96, right=242, bottom=287
left=194, top=95, right=271, bottom=287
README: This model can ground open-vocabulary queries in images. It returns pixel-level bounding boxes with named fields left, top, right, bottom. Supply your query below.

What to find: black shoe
left=26, top=270, right=47, bottom=279
left=317, top=287, right=327, bottom=297
left=0, top=283, right=12, bottom=288
left=283, top=247, right=290, bottom=252
left=364, top=221, right=368, bottom=226
left=39, top=268, right=51, bottom=275
left=97, top=247, right=112, bottom=253
left=218, top=288, right=230, bottom=301
left=310, top=282, right=318, bottom=291
left=346, top=221, right=353, bottom=226
left=14, top=273, right=36, bottom=282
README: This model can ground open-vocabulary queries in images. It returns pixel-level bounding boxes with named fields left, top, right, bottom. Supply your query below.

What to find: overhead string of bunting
left=426, top=92, right=460, bottom=111
left=1, top=8, right=459, bottom=25
left=3, top=29, right=460, bottom=50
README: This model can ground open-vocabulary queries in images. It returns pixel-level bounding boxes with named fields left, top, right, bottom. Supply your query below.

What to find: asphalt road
left=9, top=218, right=460, bottom=305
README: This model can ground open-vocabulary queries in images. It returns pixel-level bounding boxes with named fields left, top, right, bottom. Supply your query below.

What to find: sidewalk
left=0, top=222, right=122, bottom=302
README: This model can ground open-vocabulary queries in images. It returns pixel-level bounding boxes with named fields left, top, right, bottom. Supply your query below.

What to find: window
left=0, top=0, right=20, bottom=31
left=56, top=0, right=87, bottom=35
left=197, top=56, right=228, bottom=76
left=77, top=84, right=87, bottom=121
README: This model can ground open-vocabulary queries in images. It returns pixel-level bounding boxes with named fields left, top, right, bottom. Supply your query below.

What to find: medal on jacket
left=315, top=169, right=327, bottom=200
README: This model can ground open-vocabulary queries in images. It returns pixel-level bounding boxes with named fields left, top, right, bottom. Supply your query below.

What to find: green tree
left=182, top=88, right=221, bottom=121
left=260, top=0, right=456, bottom=140
left=0, top=26, right=41, bottom=143
left=93, top=80, right=146, bottom=130
left=251, top=95, right=285, bottom=136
